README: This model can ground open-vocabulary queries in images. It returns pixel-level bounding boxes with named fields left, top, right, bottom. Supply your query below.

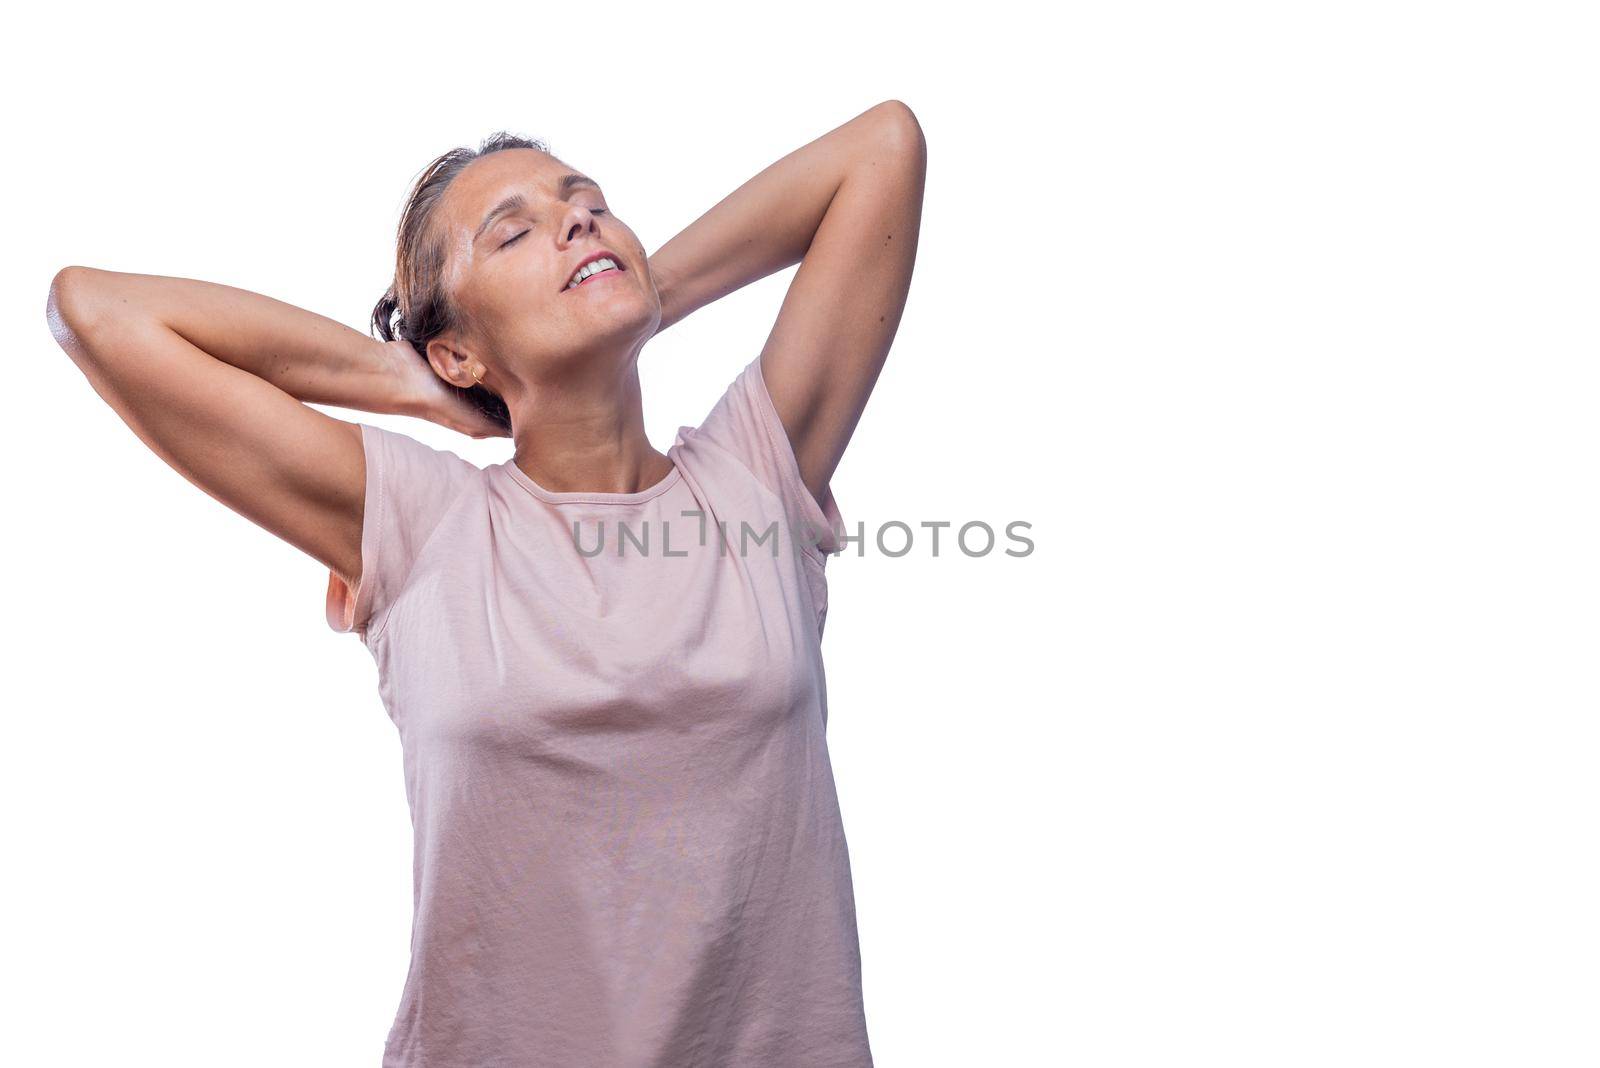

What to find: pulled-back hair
left=372, top=132, right=551, bottom=434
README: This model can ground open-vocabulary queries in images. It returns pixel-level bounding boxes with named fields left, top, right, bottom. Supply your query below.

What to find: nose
left=557, top=203, right=602, bottom=246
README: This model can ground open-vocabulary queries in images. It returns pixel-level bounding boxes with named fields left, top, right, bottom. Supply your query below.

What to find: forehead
left=438, top=149, right=590, bottom=231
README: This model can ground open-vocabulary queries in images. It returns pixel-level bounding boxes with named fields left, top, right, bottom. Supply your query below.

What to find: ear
left=424, top=336, right=480, bottom=391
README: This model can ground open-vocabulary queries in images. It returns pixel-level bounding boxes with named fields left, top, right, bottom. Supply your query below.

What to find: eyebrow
left=473, top=193, right=527, bottom=243
left=560, top=173, right=600, bottom=196
left=473, top=174, right=602, bottom=243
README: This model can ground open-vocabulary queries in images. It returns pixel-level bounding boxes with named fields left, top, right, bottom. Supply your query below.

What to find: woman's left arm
left=648, top=100, right=927, bottom=505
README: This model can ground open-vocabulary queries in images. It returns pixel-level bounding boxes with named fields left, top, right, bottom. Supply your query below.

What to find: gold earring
left=470, top=365, right=484, bottom=385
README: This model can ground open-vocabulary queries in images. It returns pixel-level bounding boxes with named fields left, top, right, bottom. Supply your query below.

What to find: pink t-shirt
left=323, top=356, right=871, bottom=1067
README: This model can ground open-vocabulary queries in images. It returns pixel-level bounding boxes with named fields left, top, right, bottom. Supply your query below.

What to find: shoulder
left=325, top=423, right=482, bottom=638
left=360, top=422, right=481, bottom=483
left=678, top=357, right=846, bottom=559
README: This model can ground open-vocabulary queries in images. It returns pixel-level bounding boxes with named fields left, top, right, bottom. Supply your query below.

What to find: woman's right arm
left=44, top=267, right=497, bottom=593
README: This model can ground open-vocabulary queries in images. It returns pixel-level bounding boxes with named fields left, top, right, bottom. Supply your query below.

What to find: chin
left=583, top=290, right=658, bottom=340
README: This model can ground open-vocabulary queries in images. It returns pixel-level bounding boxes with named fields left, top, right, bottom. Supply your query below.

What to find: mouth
left=563, top=250, right=627, bottom=292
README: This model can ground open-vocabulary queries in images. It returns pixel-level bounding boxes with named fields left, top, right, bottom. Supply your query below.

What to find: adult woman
left=47, top=99, right=924, bottom=1066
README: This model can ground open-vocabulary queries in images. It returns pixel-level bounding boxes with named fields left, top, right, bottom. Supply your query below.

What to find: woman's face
left=429, top=148, right=660, bottom=385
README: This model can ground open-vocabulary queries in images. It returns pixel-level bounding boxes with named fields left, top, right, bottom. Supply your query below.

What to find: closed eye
left=500, top=208, right=604, bottom=249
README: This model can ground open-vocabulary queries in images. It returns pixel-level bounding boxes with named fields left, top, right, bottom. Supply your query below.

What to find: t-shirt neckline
left=501, top=453, right=683, bottom=506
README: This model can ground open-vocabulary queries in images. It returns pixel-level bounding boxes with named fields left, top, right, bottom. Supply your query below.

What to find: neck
left=505, top=356, right=672, bottom=495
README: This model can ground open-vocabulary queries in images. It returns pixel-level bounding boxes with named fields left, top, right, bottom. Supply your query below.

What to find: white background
left=4, top=2, right=1596, bottom=1065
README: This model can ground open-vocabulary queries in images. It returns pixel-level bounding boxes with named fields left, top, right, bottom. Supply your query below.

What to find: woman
left=47, top=100, right=925, bottom=1066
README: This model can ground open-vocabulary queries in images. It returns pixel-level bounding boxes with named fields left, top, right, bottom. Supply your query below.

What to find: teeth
left=567, top=257, right=619, bottom=288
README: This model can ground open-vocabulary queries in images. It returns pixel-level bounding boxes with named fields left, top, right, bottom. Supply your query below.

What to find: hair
left=372, top=131, right=552, bottom=434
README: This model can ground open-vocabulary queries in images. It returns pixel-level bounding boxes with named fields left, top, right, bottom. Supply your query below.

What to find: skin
left=45, top=100, right=926, bottom=602
left=420, top=147, right=675, bottom=496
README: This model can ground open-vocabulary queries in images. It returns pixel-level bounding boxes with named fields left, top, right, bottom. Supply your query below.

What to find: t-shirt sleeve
left=687, top=355, right=846, bottom=560
left=324, top=422, right=480, bottom=639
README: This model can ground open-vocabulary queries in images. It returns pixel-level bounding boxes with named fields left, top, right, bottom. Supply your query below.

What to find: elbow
left=872, top=99, right=927, bottom=163
left=856, top=101, right=926, bottom=197
left=46, top=266, right=112, bottom=364
left=48, top=265, right=103, bottom=326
